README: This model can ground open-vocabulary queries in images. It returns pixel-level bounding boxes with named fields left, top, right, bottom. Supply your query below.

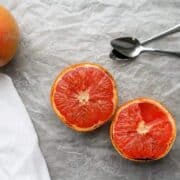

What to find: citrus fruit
left=110, top=98, right=176, bottom=161
left=0, top=6, right=19, bottom=67
left=51, top=63, right=118, bottom=132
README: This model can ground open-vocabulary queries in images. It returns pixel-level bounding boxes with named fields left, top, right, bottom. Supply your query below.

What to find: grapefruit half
left=51, top=63, right=118, bottom=132
left=110, top=98, right=176, bottom=161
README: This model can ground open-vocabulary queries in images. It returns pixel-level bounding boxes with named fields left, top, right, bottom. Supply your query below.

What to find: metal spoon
left=111, top=37, right=180, bottom=58
left=111, top=24, right=180, bottom=59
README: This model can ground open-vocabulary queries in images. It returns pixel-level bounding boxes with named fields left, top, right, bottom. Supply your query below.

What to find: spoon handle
left=142, top=47, right=180, bottom=57
left=141, top=24, right=180, bottom=45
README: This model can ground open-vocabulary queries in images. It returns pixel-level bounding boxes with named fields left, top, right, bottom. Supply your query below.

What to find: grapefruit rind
left=110, top=97, right=176, bottom=162
left=51, top=62, right=118, bottom=132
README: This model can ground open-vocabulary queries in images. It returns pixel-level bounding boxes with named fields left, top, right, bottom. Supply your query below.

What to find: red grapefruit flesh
left=110, top=98, right=176, bottom=161
left=51, top=63, right=118, bottom=132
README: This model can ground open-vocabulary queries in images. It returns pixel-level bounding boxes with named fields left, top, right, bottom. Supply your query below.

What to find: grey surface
left=1, top=0, right=180, bottom=180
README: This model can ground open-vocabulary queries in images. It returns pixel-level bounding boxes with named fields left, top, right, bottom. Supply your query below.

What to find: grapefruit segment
left=51, top=63, right=118, bottom=132
left=110, top=98, right=176, bottom=161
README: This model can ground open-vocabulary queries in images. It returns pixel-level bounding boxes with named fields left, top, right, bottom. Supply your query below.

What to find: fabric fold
left=0, top=73, right=51, bottom=180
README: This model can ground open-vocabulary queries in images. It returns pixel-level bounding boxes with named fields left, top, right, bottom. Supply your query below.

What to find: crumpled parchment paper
left=1, top=0, right=180, bottom=180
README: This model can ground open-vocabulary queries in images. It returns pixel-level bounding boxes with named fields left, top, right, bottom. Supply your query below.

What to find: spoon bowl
left=111, top=37, right=142, bottom=58
left=110, top=49, right=130, bottom=61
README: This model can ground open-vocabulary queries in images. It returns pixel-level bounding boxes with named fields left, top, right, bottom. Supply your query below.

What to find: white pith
left=137, top=121, right=150, bottom=135
left=77, top=90, right=89, bottom=104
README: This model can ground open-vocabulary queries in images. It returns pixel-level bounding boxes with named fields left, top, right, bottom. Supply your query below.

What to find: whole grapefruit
left=0, top=6, right=19, bottom=67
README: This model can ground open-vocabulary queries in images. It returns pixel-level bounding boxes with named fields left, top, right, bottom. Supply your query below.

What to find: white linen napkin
left=0, top=73, right=51, bottom=180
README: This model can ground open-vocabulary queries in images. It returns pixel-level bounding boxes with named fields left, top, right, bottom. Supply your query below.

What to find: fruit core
left=77, top=90, right=89, bottom=104
left=137, top=121, right=150, bottom=135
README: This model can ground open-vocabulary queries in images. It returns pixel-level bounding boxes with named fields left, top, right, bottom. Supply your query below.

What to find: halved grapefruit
left=110, top=98, right=176, bottom=161
left=51, top=63, right=118, bottom=132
